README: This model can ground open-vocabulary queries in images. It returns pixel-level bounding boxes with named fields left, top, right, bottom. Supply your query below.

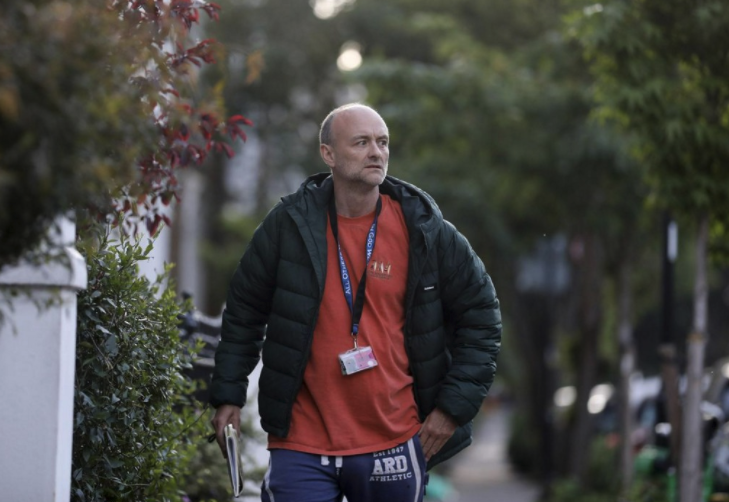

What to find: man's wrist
left=433, top=406, right=459, bottom=428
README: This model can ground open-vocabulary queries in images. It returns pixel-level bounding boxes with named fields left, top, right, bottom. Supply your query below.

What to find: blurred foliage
left=200, top=212, right=261, bottom=311
left=72, top=229, right=208, bottom=501
left=183, top=407, right=267, bottom=502
left=569, top=3, right=729, bottom=495
left=0, top=0, right=151, bottom=266
left=339, top=3, right=651, bottom=336
left=201, top=0, right=348, bottom=213
left=507, top=409, right=540, bottom=476
left=567, top=0, right=729, bottom=255
left=547, top=435, right=665, bottom=501
left=194, top=0, right=351, bottom=311
left=549, top=477, right=665, bottom=502
left=0, top=0, right=248, bottom=269
left=183, top=440, right=235, bottom=502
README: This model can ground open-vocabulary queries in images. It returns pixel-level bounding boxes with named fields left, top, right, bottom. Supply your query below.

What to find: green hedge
left=72, top=231, right=207, bottom=502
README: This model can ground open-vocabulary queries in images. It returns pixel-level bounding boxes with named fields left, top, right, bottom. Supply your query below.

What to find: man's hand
left=418, top=408, right=458, bottom=462
left=211, top=404, right=241, bottom=459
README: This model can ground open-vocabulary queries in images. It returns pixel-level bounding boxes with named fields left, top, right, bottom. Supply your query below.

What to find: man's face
left=320, top=107, right=389, bottom=189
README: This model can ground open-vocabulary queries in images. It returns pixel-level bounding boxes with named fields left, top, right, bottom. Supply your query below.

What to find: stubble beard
left=362, top=166, right=387, bottom=187
left=335, top=162, right=388, bottom=191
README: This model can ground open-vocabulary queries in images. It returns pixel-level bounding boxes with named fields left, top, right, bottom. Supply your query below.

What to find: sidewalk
left=442, top=405, right=540, bottom=502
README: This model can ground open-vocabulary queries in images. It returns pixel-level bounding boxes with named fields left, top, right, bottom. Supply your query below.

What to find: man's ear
left=320, top=143, right=335, bottom=168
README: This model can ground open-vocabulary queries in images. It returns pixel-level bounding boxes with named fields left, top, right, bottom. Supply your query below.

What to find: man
left=210, top=103, right=501, bottom=502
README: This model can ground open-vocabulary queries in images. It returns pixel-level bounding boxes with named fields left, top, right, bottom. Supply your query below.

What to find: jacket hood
left=282, top=172, right=442, bottom=235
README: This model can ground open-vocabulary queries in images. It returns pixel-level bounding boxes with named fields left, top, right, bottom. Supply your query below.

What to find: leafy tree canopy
left=342, top=0, right=644, bottom=265
left=567, top=0, right=729, bottom=255
left=0, top=0, right=250, bottom=267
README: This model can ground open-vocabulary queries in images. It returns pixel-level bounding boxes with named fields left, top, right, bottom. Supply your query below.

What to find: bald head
left=319, top=103, right=382, bottom=146
left=318, top=103, right=389, bottom=188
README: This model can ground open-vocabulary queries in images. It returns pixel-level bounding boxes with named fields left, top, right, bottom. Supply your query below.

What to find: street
left=444, top=405, right=540, bottom=502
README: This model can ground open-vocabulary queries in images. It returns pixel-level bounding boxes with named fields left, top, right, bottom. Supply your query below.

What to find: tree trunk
left=617, top=257, right=635, bottom=492
left=679, top=214, right=710, bottom=502
left=569, top=233, right=602, bottom=482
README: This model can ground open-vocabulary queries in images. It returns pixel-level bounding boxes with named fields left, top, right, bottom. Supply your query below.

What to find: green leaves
left=353, top=0, right=642, bottom=264
left=0, top=1, right=152, bottom=266
left=569, top=0, right=729, bottom=242
left=72, top=231, right=207, bottom=502
left=0, top=0, right=246, bottom=269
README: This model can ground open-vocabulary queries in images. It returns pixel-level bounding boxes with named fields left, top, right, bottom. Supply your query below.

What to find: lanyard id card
left=338, top=339, right=379, bottom=375
left=329, top=197, right=382, bottom=376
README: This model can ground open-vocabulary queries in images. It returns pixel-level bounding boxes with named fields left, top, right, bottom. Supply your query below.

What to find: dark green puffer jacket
left=211, top=173, right=501, bottom=469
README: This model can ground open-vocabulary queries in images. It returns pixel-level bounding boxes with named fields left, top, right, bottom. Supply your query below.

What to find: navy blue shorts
left=262, top=434, right=427, bottom=502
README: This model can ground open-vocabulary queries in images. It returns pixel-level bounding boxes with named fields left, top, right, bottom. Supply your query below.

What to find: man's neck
left=332, top=183, right=380, bottom=218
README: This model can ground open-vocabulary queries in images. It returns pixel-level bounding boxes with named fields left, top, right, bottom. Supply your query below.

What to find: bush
left=72, top=230, right=208, bottom=502
left=549, top=477, right=665, bottom=502
left=548, top=435, right=666, bottom=502
left=584, top=434, right=620, bottom=494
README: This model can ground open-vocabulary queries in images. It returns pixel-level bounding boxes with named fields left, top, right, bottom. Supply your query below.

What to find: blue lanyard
left=328, top=197, right=382, bottom=338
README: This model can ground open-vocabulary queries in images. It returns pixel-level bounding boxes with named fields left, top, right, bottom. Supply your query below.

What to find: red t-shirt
left=268, top=194, right=421, bottom=455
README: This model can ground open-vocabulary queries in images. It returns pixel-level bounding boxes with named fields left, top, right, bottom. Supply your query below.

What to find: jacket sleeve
left=435, top=220, right=502, bottom=426
left=209, top=205, right=282, bottom=408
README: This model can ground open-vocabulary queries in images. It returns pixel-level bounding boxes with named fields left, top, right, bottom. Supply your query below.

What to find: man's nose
left=368, top=142, right=382, bottom=159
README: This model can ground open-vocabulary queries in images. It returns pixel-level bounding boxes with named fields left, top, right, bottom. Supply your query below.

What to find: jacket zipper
left=404, top=225, right=429, bottom=418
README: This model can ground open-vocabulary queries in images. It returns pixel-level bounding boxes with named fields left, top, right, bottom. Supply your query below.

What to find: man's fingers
left=422, top=435, right=445, bottom=461
left=216, top=432, right=228, bottom=459
left=420, top=425, right=453, bottom=460
left=420, top=427, right=445, bottom=460
left=211, top=405, right=241, bottom=459
left=418, top=408, right=458, bottom=460
left=420, top=432, right=435, bottom=460
left=211, top=417, right=228, bottom=458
